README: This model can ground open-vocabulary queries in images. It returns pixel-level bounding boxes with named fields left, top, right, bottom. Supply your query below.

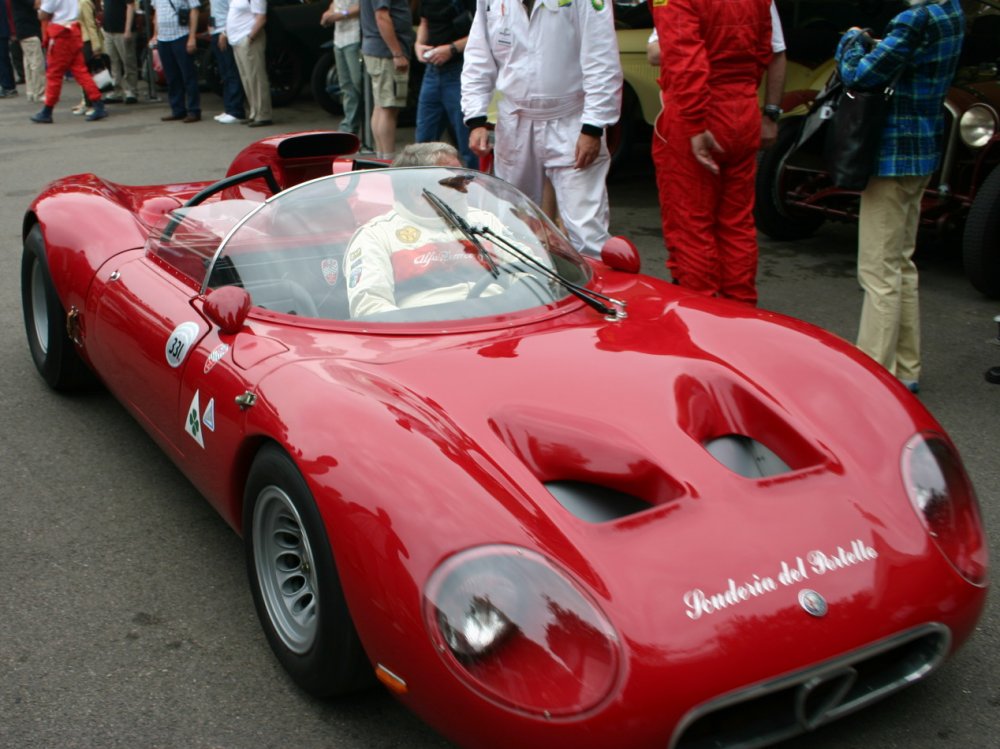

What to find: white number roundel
left=165, top=322, right=201, bottom=368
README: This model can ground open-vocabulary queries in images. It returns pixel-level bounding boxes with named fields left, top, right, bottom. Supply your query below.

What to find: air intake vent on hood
left=704, top=435, right=792, bottom=478
left=544, top=480, right=653, bottom=523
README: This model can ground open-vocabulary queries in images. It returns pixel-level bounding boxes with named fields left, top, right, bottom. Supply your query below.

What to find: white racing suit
left=461, top=0, right=622, bottom=257
left=346, top=203, right=508, bottom=318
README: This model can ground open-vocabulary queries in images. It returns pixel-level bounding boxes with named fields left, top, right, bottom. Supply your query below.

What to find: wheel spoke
left=254, top=488, right=320, bottom=654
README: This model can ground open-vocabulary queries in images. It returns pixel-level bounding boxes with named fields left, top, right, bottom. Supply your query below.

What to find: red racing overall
left=652, top=0, right=771, bottom=304
left=43, top=22, right=103, bottom=108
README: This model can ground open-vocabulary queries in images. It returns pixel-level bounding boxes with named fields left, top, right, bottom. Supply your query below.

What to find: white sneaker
left=216, top=113, right=241, bottom=124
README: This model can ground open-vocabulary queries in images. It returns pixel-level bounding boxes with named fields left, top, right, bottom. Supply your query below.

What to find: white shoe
left=216, top=113, right=241, bottom=124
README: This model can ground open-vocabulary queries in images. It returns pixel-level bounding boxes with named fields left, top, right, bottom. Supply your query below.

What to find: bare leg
left=371, top=105, right=400, bottom=157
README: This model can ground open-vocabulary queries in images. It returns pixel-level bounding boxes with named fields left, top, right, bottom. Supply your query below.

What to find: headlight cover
left=959, top=104, right=997, bottom=148
left=424, top=545, right=621, bottom=718
left=902, top=433, right=988, bottom=585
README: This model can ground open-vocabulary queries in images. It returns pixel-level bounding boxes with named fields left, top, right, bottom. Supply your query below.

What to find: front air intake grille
left=670, top=624, right=950, bottom=749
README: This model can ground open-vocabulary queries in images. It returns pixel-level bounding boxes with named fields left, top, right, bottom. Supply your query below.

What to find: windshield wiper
left=422, top=189, right=499, bottom=277
left=472, top=225, right=627, bottom=319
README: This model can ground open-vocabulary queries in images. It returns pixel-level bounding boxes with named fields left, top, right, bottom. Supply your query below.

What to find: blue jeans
left=334, top=42, right=362, bottom=135
left=415, top=62, right=477, bottom=168
left=211, top=33, right=245, bottom=119
left=159, top=36, right=200, bottom=117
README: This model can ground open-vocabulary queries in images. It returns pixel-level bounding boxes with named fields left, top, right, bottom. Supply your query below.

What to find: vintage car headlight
left=424, top=545, right=621, bottom=717
left=959, top=104, right=997, bottom=148
left=902, top=433, right=988, bottom=585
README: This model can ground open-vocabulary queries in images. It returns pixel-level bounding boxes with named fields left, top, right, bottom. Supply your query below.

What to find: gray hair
left=391, top=142, right=461, bottom=167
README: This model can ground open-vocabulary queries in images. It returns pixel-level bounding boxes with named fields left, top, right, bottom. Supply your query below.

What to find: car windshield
left=150, top=167, right=592, bottom=324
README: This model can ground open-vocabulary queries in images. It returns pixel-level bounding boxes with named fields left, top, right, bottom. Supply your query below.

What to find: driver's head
left=389, top=143, right=464, bottom=215
left=392, top=142, right=462, bottom=168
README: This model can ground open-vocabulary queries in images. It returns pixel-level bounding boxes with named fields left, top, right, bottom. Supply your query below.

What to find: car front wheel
left=963, top=164, right=1000, bottom=298
left=20, top=224, right=94, bottom=391
left=754, top=119, right=827, bottom=241
left=244, top=444, right=371, bottom=696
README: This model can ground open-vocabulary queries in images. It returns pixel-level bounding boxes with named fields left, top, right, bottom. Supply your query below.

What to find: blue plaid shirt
left=835, top=0, right=964, bottom=177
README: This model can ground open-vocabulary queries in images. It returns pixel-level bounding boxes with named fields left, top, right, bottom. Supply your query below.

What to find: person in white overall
left=460, top=0, right=622, bottom=257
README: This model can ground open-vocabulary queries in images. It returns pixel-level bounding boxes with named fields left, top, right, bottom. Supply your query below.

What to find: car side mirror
left=204, top=285, right=252, bottom=335
left=600, top=236, right=641, bottom=273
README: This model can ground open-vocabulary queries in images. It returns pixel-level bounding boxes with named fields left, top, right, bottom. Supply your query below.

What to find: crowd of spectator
left=0, top=0, right=971, bottom=391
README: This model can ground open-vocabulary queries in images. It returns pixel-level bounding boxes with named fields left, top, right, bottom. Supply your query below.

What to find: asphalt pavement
left=0, top=83, right=997, bottom=749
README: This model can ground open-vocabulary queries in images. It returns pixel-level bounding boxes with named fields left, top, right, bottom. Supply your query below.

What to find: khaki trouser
left=856, top=174, right=932, bottom=382
left=103, top=30, right=138, bottom=98
left=20, top=36, right=46, bottom=101
left=233, top=33, right=271, bottom=123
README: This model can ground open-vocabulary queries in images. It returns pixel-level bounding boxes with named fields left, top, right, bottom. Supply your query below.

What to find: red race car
left=21, top=132, right=988, bottom=749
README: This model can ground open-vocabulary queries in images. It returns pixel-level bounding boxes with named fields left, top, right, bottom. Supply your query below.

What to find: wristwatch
left=763, top=104, right=782, bottom=123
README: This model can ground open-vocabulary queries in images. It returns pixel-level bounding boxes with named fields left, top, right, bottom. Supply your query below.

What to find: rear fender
left=26, top=176, right=153, bottom=321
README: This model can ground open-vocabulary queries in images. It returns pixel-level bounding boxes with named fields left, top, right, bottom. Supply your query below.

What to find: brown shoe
left=161, top=113, right=185, bottom=121
left=182, top=113, right=201, bottom=123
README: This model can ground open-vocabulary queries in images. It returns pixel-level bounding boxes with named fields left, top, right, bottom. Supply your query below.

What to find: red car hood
left=247, top=286, right=985, bottom=746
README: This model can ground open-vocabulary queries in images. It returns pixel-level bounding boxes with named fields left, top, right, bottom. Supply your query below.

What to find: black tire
left=754, top=119, right=827, bottom=241
left=267, top=38, right=303, bottom=107
left=962, top=164, right=1000, bottom=298
left=20, top=224, right=94, bottom=391
left=197, top=41, right=222, bottom=96
left=244, top=444, right=371, bottom=697
left=310, top=51, right=343, bottom=116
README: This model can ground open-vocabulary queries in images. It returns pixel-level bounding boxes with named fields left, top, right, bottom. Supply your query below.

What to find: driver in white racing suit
left=460, top=0, right=622, bottom=258
left=346, top=143, right=510, bottom=318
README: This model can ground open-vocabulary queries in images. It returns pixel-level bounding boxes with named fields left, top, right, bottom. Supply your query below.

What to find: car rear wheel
left=963, top=164, right=1000, bottom=298
left=20, top=224, right=94, bottom=391
left=197, top=41, right=222, bottom=95
left=267, top=38, right=303, bottom=107
left=754, top=119, right=827, bottom=241
left=244, top=444, right=371, bottom=696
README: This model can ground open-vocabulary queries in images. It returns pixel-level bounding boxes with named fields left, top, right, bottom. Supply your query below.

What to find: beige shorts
left=364, top=54, right=408, bottom=109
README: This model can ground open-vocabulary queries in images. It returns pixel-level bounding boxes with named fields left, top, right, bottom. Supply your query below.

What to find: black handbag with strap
left=823, top=29, right=906, bottom=191
left=823, top=76, right=898, bottom=191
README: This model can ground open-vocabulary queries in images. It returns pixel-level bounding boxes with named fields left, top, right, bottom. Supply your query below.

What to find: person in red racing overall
left=651, top=0, right=778, bottom=305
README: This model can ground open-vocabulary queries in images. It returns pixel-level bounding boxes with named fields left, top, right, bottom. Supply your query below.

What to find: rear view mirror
left=204, top=285, right=252, bottom=335
left=601, top=236, right=641, bottom=273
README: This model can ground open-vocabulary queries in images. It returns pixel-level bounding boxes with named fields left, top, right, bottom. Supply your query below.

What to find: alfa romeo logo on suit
left=396, top=226, right=421, bottom=243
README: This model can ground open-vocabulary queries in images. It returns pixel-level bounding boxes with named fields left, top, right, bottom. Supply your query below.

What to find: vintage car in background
left=605, top=1, right=660, bottom=168
left=197, top=0, right=334, bottom=108
left=21, top=131, right=987, bottom=748
left=756, top=2, right=1000, bottom=298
